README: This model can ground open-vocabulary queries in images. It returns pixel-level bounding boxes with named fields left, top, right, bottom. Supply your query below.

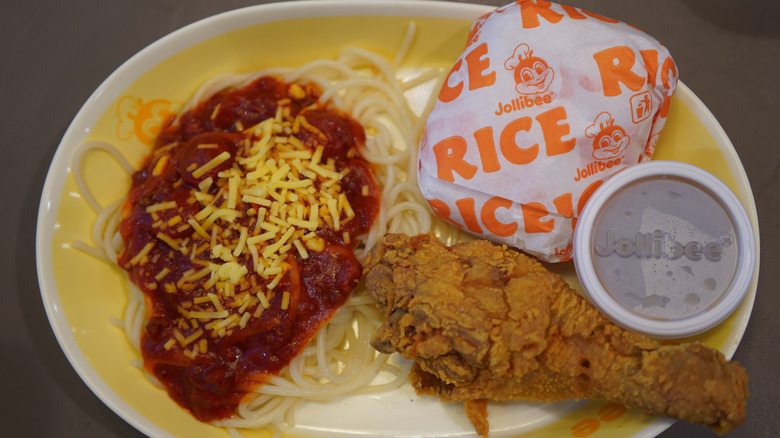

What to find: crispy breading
left=365, top=233, right=748, bottom=436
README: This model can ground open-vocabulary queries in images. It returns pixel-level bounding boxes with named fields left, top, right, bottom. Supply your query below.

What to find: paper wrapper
left=418, top=0, right=678, bottom=262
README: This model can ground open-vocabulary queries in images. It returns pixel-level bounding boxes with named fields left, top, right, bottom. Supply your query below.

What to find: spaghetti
left=73, top=25, right=463, bottom=435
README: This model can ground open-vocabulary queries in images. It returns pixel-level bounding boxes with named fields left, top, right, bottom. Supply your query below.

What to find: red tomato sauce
left=117, top=76, right=380, bottom=422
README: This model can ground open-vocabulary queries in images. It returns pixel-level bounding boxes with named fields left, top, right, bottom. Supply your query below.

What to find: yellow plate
left=36, top=2, right=759, bottom=438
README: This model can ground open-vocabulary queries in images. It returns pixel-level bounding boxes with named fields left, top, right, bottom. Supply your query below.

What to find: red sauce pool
left=117, top=76, right=380, bottom=422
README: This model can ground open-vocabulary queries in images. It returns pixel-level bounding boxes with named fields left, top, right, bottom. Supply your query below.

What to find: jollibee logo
left=504, top=43, right=554, bottom=95
left=586, top=112, right=630, bottom=161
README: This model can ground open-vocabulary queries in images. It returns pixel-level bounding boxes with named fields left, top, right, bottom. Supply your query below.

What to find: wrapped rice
left=418, top=0, right=678, bottom=262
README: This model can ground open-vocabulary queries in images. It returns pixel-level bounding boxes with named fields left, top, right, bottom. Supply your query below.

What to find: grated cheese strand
left=137, top=89, right=367, bottom=355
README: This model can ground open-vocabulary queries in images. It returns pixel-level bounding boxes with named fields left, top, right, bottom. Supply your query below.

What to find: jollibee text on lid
left=573, top=161, right=755, bottom=338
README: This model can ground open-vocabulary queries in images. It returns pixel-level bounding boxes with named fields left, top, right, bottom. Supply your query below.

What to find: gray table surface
left=3, top=0, right=777, bottom=437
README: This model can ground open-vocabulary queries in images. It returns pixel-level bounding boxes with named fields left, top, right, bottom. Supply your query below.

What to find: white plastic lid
left=573, top=161, right=755, bottom=338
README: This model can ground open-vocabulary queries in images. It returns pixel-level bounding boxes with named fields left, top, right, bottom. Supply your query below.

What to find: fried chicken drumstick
left=364, top=233, right=747, bottom=436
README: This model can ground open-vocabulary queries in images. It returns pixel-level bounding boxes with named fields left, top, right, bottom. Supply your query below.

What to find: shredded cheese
left=192, top=151, right=231, bottom=179
left=134, top=89, right=365, bottom=357
left=129, top=242, right=155, bottom=266
left=146, top=201, right=177, bottom=213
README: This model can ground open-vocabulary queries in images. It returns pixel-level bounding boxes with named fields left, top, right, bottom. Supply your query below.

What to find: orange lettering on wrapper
left=455, top=198, right=484, bottom=233
left=426, top=199, right=461, bottom=228
left=432, top=136, right=478, bottom=182
left=537, top=178, right=602, bottom=258
left=474, top=126, right=502, bottom=173
left=425, top=181, right=602, bottom=249
left=437, top=44, right=496, bottom=103
left=640, top=49, right=659, bottom=88
left=438, top=59, right=464, bottom=103
left=593, top=46, right=646, bottom=97
left=553, top=192, right=574, bottom=231
left=520, top=202, right=554, bottom=233
left=559, top=4, right=586, bottom=20
left=482, top=196, right=517, bottom=237
left=518, top=0, right=564, bottom=29
left=659, top=56, right=678, bottom=117
left=465, top=42, right=496, bottom=91
left=495, top=93, right=554, bottom=116
left=432, top=107, right=576, bottom=178
left=500, top=117, right=538, bottom=165
left=660, top=56, right=677, bottom=90
left=659, top=93, right=672, bottom=119
left=593, top=46, right=677, bottom=101
left=578, top=179, right=604, bottom=214
left=535, top=106, right=575, bottom=156
left=516, top=0, right=620, bottom=28
left=498, top=106, right=576, bottom=166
